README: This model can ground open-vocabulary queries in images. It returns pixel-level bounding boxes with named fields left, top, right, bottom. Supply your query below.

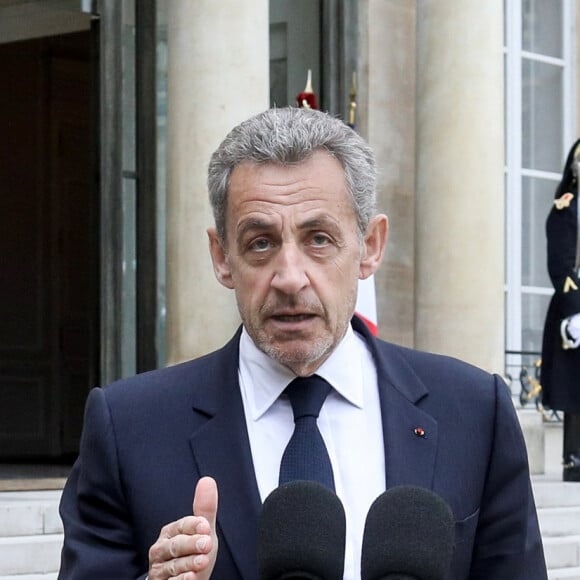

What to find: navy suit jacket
left=59, top=317, right=547, bottom=579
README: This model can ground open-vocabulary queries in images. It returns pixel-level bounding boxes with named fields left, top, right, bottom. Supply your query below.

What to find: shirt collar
left=239, top=323, right=367, bottom=421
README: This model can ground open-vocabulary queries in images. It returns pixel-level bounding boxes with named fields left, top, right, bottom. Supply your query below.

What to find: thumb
left=193, top=476, right=218, bottom=530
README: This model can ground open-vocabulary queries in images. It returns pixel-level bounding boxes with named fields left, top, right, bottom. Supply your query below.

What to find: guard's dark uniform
left=541, top=138, right=580, bottom=481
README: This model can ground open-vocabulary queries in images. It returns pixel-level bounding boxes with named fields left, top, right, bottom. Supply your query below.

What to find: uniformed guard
left=541, top=138, right=580, bottom=482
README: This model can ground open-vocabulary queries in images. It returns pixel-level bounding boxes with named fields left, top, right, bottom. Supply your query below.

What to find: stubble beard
left=257, top=331, right=335, bottom=375
left=240, top=291, right=355, bottom=374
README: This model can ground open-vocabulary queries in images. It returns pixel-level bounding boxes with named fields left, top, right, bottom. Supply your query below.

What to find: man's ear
left=207, top=227, right=235, bottom=289
left=359, top=214, right=388, bottom=280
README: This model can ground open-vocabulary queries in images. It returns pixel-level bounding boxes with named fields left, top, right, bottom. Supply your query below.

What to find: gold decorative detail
left=554, top=192, right=574, bottom=210
left=563, top=276, right=579, bottom=293
left=348, top=72, right=357, bottom=128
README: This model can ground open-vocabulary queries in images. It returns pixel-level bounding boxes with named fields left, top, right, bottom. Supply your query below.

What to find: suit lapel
left=188, top=329, right=262, bottom=580
left=352, top=316, right=438, bottom=490
left=380, top=387, right=438, bottom=488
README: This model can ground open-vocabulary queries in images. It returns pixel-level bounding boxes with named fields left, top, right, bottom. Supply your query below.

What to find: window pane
left=123, top=16, right=136, bottom=173
left=269, top=0, right=321, bottom=109
left=503, top=53, right=507, bottom=158
left=521, top=176, right=558, bottom=287
left=522, top=292, right=551, bottom=352
left=522, top=59, right=563, bottom=172
left=121, top=176, right=137, bottom=379
left=157, top=6, right=168, bottom=367
left=522, top=0, right=563, bottom=58
left=270, top=22, right=288, bottom=107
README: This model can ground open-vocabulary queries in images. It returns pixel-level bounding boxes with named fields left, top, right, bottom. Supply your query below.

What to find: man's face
left=208, top=151, right=386, bottom=376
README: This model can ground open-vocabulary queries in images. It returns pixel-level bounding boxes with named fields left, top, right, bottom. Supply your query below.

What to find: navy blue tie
left=279, top=375, right=335, bottom=491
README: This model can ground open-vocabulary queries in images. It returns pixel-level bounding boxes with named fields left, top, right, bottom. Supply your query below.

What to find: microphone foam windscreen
left=361, top=485, right=455, bottom=580
left=257, top=481, right=346, bottom=580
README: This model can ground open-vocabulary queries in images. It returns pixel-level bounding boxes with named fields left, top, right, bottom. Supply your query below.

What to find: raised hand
left=148, top=477, right=219, bottom=580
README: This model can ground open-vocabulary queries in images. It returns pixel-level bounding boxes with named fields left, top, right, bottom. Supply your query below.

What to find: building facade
left=0, top=0, right=577, bottom=461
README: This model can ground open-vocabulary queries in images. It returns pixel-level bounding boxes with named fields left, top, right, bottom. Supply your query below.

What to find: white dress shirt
left=238, top=323, right=385, bottom=579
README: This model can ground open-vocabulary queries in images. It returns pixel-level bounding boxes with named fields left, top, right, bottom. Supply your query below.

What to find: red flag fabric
left=296, top=70, right=318, bottom=110
left=355, top=276, right=378, bottom=336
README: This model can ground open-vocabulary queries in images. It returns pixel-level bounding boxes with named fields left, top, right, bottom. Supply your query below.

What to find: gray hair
left=207, top=107, right=377, bottom=241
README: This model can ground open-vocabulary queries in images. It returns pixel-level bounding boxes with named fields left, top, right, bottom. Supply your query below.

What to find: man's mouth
left=271, top=313, right=315, bottom=322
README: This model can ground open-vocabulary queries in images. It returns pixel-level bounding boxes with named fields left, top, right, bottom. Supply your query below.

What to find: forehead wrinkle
left=255, top=184, right=327, bottom=205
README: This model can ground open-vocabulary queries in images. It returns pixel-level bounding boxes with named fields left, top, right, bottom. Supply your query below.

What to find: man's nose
left=270, top=242, right=309, bottom=294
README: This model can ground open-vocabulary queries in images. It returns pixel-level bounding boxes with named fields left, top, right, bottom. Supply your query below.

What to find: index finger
left=159, top=515, right=208, bottom=540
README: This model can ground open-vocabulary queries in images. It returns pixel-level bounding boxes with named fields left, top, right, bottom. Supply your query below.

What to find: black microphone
left=257, top=480, right=346, bottom=580
left=361, top=485, right=455, bottom=580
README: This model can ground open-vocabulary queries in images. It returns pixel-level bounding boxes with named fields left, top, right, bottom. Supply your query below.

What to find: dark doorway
left=0, top=31, right=98, bottom=461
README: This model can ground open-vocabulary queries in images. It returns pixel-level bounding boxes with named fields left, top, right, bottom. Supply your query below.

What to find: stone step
left=533, top=479, right=580, bottom=575
left=544, top=536, right=580, bottom=570
left=0, top=491, right=62, bottom=537
left=0, top=491, right=63, bottom=577
left=533, top=481, right=580, bottom=509
left=0, top=535, right=63, bottom=576
left=538, top=507, right=580, bottom=538
left=0, top=575, right=58, bottom=580
left=548, top=567, right=580, bottom=579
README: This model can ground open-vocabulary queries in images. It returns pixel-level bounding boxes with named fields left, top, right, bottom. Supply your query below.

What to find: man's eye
left=311, top=234, right=331, bottom=246
left=249, top=238, right=271, bottom=252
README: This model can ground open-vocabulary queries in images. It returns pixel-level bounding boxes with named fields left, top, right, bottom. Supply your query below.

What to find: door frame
left=98, top=0, right=160, bottom=385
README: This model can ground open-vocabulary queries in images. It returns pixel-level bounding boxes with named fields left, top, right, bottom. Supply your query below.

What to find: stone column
left=358, top=0, right=417, bottom=348
left=165, top=0, right=269, bottom=364
left=415, top=1, right=505, bottom=372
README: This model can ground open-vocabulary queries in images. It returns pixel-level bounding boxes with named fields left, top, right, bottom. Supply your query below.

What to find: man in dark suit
left=541, top=138, right=580, bottom=482
left=59, top=107, right=547, bottom=579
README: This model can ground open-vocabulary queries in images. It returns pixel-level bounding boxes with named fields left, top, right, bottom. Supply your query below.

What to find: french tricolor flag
left=355, top=276, right=378, bottom=336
